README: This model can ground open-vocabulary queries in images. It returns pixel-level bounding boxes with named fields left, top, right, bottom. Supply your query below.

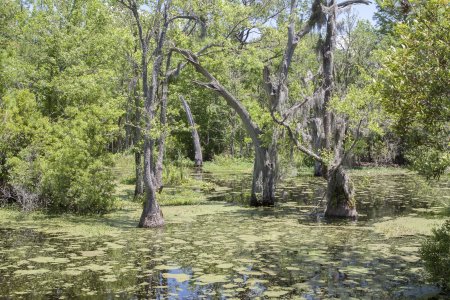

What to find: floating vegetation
left=196, top=274, right=228, bottom=284
left=373, top=217, right=447, bottom=238
left=14, top=269, right=50, bottom=276
left=80, top=250, right=105, bottom=257
left=216, top=263, right=233, bottom=269
left=0, top=172, right=449, bottom=298
left=263, top=289, right=290, bottom=297
left=28, top=256, right=70, bottom=264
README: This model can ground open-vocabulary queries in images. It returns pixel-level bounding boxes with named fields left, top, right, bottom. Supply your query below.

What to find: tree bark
left=320, top=1, right=357, bottom=218
left=154, top=54, right=171, bottom=191
left=122, top=0, right=169, bottom=227
left=269, top=0, right=368, bottom=217
left=324, top=165, right=357, bottom=217
left=322, top=0, right=337, bottom=151
left=172, top=48, right=276, bottom=206
left=251, top=137, right=277, bottom=206
left=138, top=48, right=164, bottom=227
left=180, top=95, right=203, bottom=167
left=131, top=68, right=144, bottom=197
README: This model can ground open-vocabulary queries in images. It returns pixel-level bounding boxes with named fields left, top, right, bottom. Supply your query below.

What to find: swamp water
left=0, top=170, right=448, bottom=299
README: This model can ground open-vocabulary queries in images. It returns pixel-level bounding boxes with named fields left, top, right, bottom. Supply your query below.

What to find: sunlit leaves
left=376, top=0, right=449, bottom=177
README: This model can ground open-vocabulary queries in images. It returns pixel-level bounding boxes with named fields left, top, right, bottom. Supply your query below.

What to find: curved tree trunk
left=180, top=95, right=203, bottom=167
left=324, top=165, right=357, bottom=217
left=173, top=48, right=276, bottom=206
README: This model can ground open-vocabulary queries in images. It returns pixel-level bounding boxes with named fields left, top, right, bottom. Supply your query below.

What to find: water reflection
left=0, top=171, right=448, bottom=299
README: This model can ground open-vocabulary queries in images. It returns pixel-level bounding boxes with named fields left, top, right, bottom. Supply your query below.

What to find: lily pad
left=80, top=250, right=105, bottom=257
left=14, top=269, right=50, bottom=276
left=29, top=256, right=70, bottom=264
left=196, top=274, right=228, bottom=284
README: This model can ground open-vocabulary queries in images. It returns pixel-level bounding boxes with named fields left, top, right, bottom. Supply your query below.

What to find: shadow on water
left=0, top=169, right=449, bottom=299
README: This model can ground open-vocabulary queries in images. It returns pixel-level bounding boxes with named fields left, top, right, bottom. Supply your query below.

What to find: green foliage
left=1, top=91, right=118, bottom=213
left=374, top=0, right=411, bottom=34
left=0, top=0, right=128, bottom=214
left=406, top=146, right=450, bottom=180
left=0, top=90, right=50, bottom=184
left=420, top=220, right=450, bottom=289
left=163, top=157, right=193, bottom=186
left=377, top=0, right=450, bottom=177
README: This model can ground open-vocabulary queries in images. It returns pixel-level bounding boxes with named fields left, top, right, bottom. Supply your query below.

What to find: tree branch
left=270, top=108, right=325, bottom=163
left=171, top=47, right=263, bottom=146
left=338, top=0, right=371, bottom=9
left=167, top=15, right=206, bottom=37
left=166, top=44, right=223, bottom=79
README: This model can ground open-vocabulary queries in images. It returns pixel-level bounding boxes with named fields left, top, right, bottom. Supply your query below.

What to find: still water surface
left=0, top=171, right=448, bottom=299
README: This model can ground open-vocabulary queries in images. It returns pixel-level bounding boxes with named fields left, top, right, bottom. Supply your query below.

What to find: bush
left=406, top=146, right=450, bottom=179
left=420, top=220, right=450, bottom=289
left=1, top=90, right=118, bottom=214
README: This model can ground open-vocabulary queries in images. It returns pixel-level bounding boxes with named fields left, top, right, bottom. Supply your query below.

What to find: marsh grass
left=349, top=166, right=413, bottom=176
left=203, top=155, right=253, bottom=174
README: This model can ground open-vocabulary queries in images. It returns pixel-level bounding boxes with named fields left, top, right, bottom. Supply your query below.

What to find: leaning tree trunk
left=324, top=165, right=357, bottom=217
left=172, top=48, right=276, bottom=206
left=180, top=95, right=203, bottom=167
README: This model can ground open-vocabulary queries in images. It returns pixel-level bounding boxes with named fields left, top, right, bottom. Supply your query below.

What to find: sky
left=352, top=2, right=377, bottom=24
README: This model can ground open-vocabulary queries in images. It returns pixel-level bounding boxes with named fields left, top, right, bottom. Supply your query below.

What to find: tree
left=174, top=0, right=370, bottom=214
left=268, top=0, right=370, bottom=217
left=172, top=0, right=288, bottom=206
left=117, top=0, right=205, bottom=227
left=377, top=0, right=450, bottom=179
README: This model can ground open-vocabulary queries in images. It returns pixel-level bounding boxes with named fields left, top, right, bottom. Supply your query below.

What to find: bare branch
left=270, top=108, right=325, bottom=163
left=167, top=15, right=206, bottom=37
left=172, top=47, right=263, bottom=146
left=338, top=0, right=371, bottom=9
left=281, top=96, right=311, bottom=121
left=166, top=44, right=223, bottom=79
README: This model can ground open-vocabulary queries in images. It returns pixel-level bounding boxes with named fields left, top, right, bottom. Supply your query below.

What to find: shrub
left=406, top=146, right=450, bottom=180
left=420, top=220, right=450, bottom=289
left=1, top=90, right=118, bottom=214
